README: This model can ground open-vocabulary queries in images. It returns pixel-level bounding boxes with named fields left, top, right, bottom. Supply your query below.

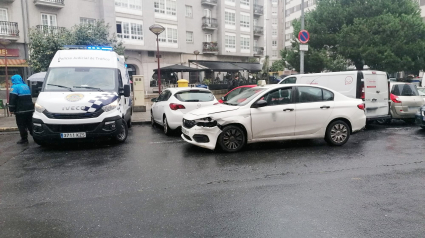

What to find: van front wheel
left=113, top=119, right=128, bottom=143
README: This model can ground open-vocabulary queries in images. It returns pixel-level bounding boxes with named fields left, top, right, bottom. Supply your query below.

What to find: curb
left=0, top=127, right=19, bottom=132
left=132, top=120, right=151, bottom=125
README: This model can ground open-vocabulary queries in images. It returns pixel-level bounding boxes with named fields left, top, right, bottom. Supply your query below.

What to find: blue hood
left=11, top=74, right=25, bottom=85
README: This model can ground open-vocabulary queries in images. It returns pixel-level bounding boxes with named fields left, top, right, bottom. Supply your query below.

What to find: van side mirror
left=253, top=100, right=267, bottom=108
left=123, top=85, right=131, bottom=97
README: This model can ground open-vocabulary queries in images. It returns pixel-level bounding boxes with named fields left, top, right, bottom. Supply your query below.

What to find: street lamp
left=194, top=50, right=200, bottom=83
left=0, top=39, right=11, bottom=103
left=149, top=24, right=165, bottom=94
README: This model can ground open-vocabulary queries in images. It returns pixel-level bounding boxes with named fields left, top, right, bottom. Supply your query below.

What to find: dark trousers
left=15, top=113, right=33, bottom=139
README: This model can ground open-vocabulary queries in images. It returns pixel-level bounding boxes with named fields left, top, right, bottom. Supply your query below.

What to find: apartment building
left=283, top=0, right=316, bottom=48
left=264, top=0, right=284, bottom=66
left=0, top=0, right=265, bottom=92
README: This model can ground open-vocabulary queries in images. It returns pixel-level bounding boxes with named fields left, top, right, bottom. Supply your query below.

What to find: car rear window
left=391, top=84, right=419, bottom=96
left=174, top=90, right=215, bottom=102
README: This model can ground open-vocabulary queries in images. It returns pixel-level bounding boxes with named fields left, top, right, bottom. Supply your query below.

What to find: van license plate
left=408, top=106, right=419, bottom=111
left=61, top=132, right=86, bottom=139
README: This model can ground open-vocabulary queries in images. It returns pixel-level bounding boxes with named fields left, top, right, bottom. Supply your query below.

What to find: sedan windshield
left=225, top=87, right=266, bottom=106
left=44, top=68, right=117, bottom=92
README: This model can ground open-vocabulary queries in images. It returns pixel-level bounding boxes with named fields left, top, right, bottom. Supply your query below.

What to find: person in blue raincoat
left=9, top=74, right=34, bottom=144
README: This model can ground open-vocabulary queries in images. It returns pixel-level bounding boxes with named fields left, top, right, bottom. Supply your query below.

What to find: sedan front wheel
left=218, top=125, right=246, bottom=153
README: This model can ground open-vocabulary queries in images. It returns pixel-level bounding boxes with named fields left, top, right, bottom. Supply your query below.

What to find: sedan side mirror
left=253, top=100, right=267, bottom=108
left=221, top=96, right=225, bottom=101
left=151, top=98, right=157, bottom=102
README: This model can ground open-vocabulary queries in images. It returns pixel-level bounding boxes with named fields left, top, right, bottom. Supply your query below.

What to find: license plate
left=182, top=128, right=189, bottom=136
left=408, top=107, right=419, bottom=111
left=60, top=132, right=86, bottom=139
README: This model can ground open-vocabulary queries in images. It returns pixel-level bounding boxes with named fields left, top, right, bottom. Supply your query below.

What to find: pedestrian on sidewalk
left=9, top=74, right=34, bottom=144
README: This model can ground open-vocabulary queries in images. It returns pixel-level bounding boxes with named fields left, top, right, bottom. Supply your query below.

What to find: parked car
left=181, top=84, right=366, bottom=152
left=151, top=87, right=218, bottom=135
left=279, top=70, right=390, bottom=123
left=218, top=85, right=256, bottom=103
left=415, top=105, right=425, bottom=129
left=417, top=87, right=425, bottom=102
left=385, top=83, right=424, bottom=124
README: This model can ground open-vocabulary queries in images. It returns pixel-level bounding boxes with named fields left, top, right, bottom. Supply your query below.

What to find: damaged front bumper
left=181, top=118, right=222, bottom=150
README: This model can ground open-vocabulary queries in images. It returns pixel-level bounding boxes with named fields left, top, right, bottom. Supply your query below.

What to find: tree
left=297, top=0, right=425, bottom=72
left=29, top=21, right=125, bottom=72
left=270, top=60, right=285, bottom=72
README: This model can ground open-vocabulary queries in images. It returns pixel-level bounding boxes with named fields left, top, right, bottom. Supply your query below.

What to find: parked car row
left=151, top=70, right=425, bottom=153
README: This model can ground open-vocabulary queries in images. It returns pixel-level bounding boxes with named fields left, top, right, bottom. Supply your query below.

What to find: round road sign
left=298, top=30, right=310, bottom=44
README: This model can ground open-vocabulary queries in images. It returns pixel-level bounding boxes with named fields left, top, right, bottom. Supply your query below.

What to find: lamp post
left=0, top=39, right=11, bottom=103
left=194, top=50, right=199, bottom=83
left=149, top=24, right=165, bottom=94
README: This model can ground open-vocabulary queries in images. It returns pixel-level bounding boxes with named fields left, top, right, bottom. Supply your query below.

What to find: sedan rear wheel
left=163, top=116, right=172, bottom=136
left=325, top=120, right=350, bottom=146
left=218, top=125, right=246, bottom=152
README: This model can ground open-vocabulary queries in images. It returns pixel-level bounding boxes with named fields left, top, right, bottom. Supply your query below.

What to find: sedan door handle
left=320, top=106, right=331, bottom=109
left=283, top=108, right=294, bottom=111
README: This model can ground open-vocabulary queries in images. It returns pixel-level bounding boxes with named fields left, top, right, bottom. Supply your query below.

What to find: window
left=272, top=28, right=277, bottom=37
left=272, top=18, right=278, bottom=25
left=254, top=39, right=258, bottom=47
left=186, top=31, right=193, bottom=43
left=262, top=88, right=293, bottom=106
left=272, top=50, right=278, bottom=58
left=41, top=14, right=57, bottom=27
left=115, top=0, right=142, bottom=10
left=422, top=0, right=425, bottom=6
left=226, top=88, right=242, bottom=101
left=154, top=0, right=176, bottom=15
left=285, top=21, right=292, bottom=29
left=240, top=0, right=249, bottom=7
left=175, top=91, right=215, bottom=102
left=240, top=14, right=250, bottom=28
left=391, top=84, right=419, bottom=96
left=80, top=18, right=96, bottom=25
left=297, top=87, right=332, bottom=103
left=285, top=33, right=292, bottom=41
left=282, top=77, right=296, bottom=84
left=0, top=8, right=7, bottom=21
left=272, top=7, right=277, bottom=15
left=225, top=0, right=235, bottom=4
left=225, top=10, right=236, bottom=25
left=167, top=28, right=178, bottom=43
left=240, top=36, right=250, bottom=50
left=272, top=40, right=277, bottom=47
left=116, top=21, right=143, bottom=41
left=158, top=90, right=172, bottom=101
left=225, top=34, right=236, bottom=48
left=205, top=33, right=212, bottom=42
left=272, top=0, right=278, bottom=3
left=185, top=5, right=193, bottom=18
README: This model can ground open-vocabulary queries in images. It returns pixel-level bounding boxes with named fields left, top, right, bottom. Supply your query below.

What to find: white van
left=279, top=71, right=390, bottom=122
left=32, top=47, right=132, bottom=145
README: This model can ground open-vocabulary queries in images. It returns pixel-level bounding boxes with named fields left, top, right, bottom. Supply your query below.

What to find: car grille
left=183, top=134, right=192, bottom=141
left=43, top=109, right=104, bottom=119
left=183, top=119, right=196, bottom=129
left=45, top=123, right=100, bottom=133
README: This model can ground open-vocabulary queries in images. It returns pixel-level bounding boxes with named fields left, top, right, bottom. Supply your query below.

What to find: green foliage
left=247, top=57, right=259, bottom=63
left=270, top=60, right=285, bottom=72
left=29, top=21, right=125, bottom=73
left=287, top=0, right=425, bottom=73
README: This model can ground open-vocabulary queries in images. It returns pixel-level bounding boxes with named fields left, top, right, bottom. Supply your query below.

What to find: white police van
left=32, top=46, right=132, bottom=145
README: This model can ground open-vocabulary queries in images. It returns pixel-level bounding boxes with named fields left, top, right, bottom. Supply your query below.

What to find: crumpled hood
left=11, top=74, right=25, bottom=85
left=37, top=91, right=119, bottom=113
left=185, top=104, right=240, bottom=119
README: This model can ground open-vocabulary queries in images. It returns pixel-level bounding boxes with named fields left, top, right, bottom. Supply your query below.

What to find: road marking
left=149, top=140, right=184, bottom=144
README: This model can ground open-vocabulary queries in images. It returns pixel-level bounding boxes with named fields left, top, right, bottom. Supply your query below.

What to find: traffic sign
left=298, top=30, right=310, bottom=44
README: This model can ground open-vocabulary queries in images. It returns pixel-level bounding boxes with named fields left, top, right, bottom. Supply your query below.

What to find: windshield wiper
left=223, top=102, right=237, bottom=106
left=73, top=86, right=104, bottom=92
left=47, top=84, right=73, bottom=91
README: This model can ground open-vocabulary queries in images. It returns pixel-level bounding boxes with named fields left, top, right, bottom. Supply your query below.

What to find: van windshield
left=44, top=68, right=117, bottom=92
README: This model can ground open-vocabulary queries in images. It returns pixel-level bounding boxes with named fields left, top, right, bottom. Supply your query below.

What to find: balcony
left=203, top=42, right=218, bottom=54
left=253, top=47, right=264, bottom=56
left=34, top=0, right=65, bottom=8
left=36, top=25, right=66, bottom=34
left=253, top=26, right=263, bottom=36
left=201, top=0, right=217, bottom=6
left=254, top=4, right=263, bottom=16
left=0, top=22, right=19, bottom=40
left=202, top=17, right=218, bottom=30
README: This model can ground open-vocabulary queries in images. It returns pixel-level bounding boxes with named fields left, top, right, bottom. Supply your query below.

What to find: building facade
left=0, top=0, right=266, bottom=92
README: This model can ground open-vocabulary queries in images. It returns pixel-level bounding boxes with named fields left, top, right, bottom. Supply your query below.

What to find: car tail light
left=390, top=93, right=401, bottom=103
left=357, top=104, right=365, bottom=110
left=169, top=103, right=186, bottom=110
left=361, top=85, right=365, bottom=100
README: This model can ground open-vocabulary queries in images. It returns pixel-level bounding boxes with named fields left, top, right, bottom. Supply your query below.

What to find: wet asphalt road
left=0, top=122, right=425, bottom=238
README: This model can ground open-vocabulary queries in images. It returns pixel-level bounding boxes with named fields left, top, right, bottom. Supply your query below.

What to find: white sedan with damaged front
left=181, top=84, right=366, bottom=152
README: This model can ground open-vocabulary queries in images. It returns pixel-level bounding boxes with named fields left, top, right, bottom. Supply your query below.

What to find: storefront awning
left=0, top=59, right=28, bottom=67
left=191, top=60, right=262, bottom=72
left=153, top=64, right=204, bottom=73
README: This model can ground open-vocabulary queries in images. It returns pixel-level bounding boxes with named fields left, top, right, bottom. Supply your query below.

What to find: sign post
left=300, top=0, right=306, bottom=74
left=298, top=30, right=309, bottom=73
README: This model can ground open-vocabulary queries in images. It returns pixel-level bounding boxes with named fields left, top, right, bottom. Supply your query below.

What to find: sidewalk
left=0, top=103, right=152, bottom=132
